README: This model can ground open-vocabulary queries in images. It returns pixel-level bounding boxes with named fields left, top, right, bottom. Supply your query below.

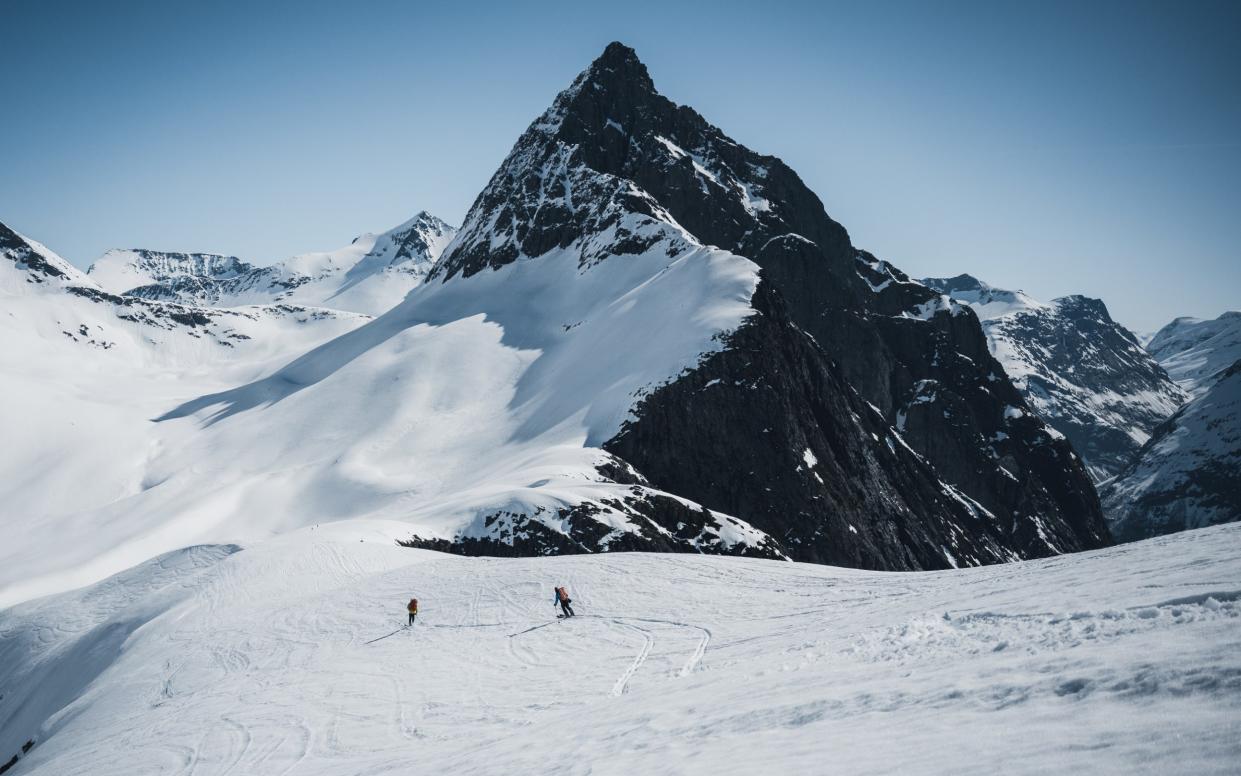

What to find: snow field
left=1, top=240, right=762, bottom=607
left=3, top=521, right=1238, bottom=775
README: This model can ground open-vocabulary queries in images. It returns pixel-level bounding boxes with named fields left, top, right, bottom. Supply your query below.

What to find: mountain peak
left=546, top=41, right=658, bottom=128
left=1052, top=294, right=1112, bottom=321
left=1, top=219, right=91, bottom=287
left=924, top=273, right=987, bottom=294
left=585, top=42, right=653, bottom=90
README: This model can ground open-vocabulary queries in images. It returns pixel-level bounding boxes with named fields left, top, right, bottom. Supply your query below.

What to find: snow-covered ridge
left=86, top=212, right=457, bottom=316
left=1, top=220, right=95, bottom=291
left=86, top=249, right=250, bottom=292
left=921, top=273, right=1049, bottom=319
left=1103, top=358, right=1241, bottom=540
left=1147, top=311, right=1241, bottom=397
left=1, top=219, right=377, bottom=605
left=924, top=273, right=1185, bottom=481
left=2, top=208, right=776, bottom=606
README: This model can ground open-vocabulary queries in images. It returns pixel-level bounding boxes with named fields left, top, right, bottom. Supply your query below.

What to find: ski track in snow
left=3, top=521, right=1240, bottom=775
left=608, top=620, right=654, bottom=697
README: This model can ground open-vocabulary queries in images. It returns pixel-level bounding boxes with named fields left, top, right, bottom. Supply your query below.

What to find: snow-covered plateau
left=2, top=520, right=1239, bottom=775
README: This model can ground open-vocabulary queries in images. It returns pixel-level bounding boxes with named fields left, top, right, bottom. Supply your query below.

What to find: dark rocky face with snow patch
left=430, top=43, right=1111, bottom=567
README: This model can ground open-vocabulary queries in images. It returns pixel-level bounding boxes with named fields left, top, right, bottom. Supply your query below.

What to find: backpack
left=408, top=598, right=418, bottom=612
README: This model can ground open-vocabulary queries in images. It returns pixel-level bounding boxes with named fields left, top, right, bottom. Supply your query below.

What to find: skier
left=406, top=597, right=418, bottom=626
left=554, top=586, right=575, bottom=618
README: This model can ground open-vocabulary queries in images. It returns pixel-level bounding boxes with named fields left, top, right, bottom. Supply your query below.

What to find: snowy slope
left=2, top=45, right=1116, bottom=608
left=86, top=212, right=456, bottom=316
left=924, top=274, right=1185, bottom=480
left=1147, top=311, right=1241, bottom=397
left=0, top=221, right=372, bottom=605
left=1102, top=360, right=1241, bottom=540
left=2, top=519, right=1239, bottom=775
left=3, top=214, right=784, bottom=606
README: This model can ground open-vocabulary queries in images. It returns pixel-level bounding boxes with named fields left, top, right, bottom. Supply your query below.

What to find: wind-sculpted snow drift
left=1, top=44, right=1115, bottom=606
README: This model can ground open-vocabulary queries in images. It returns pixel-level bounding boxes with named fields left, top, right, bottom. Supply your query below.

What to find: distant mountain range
left=922, top=274, right=1185, bottom=481
left=86, top=212, right=455, bottom=316
left=1146, top=312, right=1241, bottom=397
left=1101, top=357, right=1240, bottom=540
left=923, top=274, right=1238, bottom=540
left=1, top=43, right=1235, bottom=606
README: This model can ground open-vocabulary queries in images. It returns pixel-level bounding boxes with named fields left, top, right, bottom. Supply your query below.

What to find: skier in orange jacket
left=554, top=586, right=575, bottom=617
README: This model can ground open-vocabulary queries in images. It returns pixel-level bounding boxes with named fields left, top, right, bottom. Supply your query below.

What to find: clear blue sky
left=2, top=0, right=1237, bottom=331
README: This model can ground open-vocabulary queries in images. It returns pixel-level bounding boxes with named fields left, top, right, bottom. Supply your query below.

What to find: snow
left=925, top=274, right=1188, bottom=481
left=1, top=226, right=762, bottom=606
left=1103, top=360, right=1241, bottom=538
left=3, top=520, right=1239, bottom=775
left=901, top=294, right=967, bottom=321
left=801, top=447, right=818, bottom=469
left=1147, top=312, right=1241, bottom=397
left=85, top=213, right=457, bottom=317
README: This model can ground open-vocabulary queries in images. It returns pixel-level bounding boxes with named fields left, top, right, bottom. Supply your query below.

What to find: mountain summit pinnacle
left=582, top=42, right=653, bottom=89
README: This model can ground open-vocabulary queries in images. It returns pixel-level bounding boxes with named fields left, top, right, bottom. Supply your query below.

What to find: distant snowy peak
left=1, top=220, right=94, bottom=291
left=922, top=274, right=1048, bottom=319
left=367, top=211, right=455, bottom=272
left=1103, top=358, right=1241, bottom=540
left=1146, top=311, right=1241, bottom=397
left=87, top=249, right=250, bottom=293
left=2, top=218, right=367, bottom=371
left=87, top=211, right=457, bottom=316
left=924, top=273, right=1185, bottom=481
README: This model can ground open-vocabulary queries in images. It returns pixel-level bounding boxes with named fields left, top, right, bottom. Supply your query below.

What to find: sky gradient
left=2, top=0, right=1238, bottom=332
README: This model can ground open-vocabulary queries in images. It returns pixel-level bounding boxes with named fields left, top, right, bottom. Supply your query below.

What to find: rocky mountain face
left=428, top=42, right=1110, bottom=566
left=923, top=274, right=1186, bottom=481
left=87, top=212, right=456, bottom=316
left=1102, top=359, right=1241, bottom=540
left=1147, top=312, right=1241, bottom=397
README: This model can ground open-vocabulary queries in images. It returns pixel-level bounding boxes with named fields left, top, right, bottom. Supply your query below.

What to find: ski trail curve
left=610, top=621, right=653, bottom=697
